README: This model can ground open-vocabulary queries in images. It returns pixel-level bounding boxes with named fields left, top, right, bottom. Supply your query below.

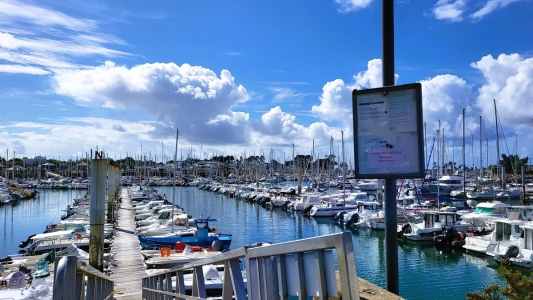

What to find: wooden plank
left=108, top=188, right=147, bottom=299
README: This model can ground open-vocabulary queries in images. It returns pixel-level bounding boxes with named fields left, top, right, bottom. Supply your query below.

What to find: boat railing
left=53, top=256, right=114, bottom=300
left=141, top=231, right=359, bottom=300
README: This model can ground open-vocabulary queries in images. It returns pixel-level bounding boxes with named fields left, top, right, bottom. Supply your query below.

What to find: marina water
left=1, top=186, right=529, bottom=299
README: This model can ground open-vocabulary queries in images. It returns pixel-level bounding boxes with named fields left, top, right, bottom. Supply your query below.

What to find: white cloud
left=1, top=117, right=158, bottom=159
left=334, top=0, right=374, bottom=13
left=471, top=53, right=533, bottom=129
left=269, top=87, right=311, bottom=103
left=0, top=64, right=49, bottom=75
left=312, top=59, right=396, bottom=123
left=419, top=74, right=472, bottom=135
left=433, top=0, right=466, bottom=22
left=0, top=1, right=129, bottom=75
left=0, top=0, right=97, bottom=32
left=470, top=0, right=522, bottom=21
left=52, top=61, right=252, bottom=144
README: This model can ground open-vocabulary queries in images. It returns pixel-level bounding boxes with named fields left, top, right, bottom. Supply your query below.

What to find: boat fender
left=160, top=247, right=171, bottom=257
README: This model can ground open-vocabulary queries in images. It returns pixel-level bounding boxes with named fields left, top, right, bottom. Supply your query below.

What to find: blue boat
left=137, top=218, right=232, bottom=250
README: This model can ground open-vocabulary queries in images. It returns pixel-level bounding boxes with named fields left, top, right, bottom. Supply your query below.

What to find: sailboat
left=466, top=101, right=522, bottom=200
left=305, top=132, right=359, bottom=217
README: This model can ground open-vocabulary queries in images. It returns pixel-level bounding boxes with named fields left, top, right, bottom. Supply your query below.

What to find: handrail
left=53, top=256, right=114, bottom=300
left=142, top=232, right=359, bottom=300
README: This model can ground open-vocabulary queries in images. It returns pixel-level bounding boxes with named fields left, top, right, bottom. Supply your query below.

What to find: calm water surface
left=1, top=187, right=528, bottom=299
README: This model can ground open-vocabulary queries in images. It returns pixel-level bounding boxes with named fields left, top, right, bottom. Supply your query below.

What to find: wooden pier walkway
left=107, top=188, right=145, bottom=299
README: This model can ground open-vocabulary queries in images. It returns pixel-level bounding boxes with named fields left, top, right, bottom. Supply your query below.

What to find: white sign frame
left=352, top=83, right=424, bottom=179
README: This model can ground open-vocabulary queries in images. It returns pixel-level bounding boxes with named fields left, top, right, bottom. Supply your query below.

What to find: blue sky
left=1, top=0, right=532, bottom=170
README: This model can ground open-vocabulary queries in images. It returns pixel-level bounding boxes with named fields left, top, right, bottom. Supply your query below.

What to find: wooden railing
left=142, top=232, right=359, bottom=300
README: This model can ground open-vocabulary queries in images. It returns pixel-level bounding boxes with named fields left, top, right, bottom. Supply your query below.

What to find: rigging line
left=496, top=112, right=517, bottom=175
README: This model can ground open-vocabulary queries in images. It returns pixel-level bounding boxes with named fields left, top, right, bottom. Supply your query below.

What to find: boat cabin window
left=474, top=207, right=505, bottom=214
left=492, top=207, right=507, bottom=214
left=196, top=222, right=208, bottom=229
left=514, top=225, right=523, bottom=237
left=526, top=229, right=533, bottom=250
left=495, top=222, right=508, bottom=241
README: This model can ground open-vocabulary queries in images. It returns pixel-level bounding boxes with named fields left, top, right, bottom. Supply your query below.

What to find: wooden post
left=90, top=151, right=107, bottom=271
left=107, top=165, right=119, bottom=224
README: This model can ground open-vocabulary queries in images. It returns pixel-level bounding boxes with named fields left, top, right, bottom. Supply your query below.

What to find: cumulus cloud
left=433, top=0, right=466, bottom=22
left=312, top=59, right=397, bottom=124
left=419, top=74, right=471, bottom=133
left=334, top=0, right=374, bottom=13
left=53, top=61, right=254, bottom=144
left=470, top=0, right=523, bottom=21
left=471, top=53, right=533, bottom=130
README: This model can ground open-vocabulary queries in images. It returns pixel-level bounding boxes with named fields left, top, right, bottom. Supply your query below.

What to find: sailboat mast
left=494, top=99, right=500, bottom=179
left=341, top=131, right=346, bottom=204
left=462, top=108, right=466, bottom=198
left=437, top=120, right=441, bottom=204
left=171, top=128, right=179, bottom=233
left=480, top=116, right=482, bottom=179
left=292, top=144, right=295, bottom=182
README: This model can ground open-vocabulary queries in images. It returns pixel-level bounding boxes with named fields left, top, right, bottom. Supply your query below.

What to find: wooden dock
left=107, top=188, right=146, bottom=299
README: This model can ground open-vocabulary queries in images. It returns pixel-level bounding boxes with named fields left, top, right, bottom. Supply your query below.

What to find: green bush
left=466, top=259, right=533, bottom=300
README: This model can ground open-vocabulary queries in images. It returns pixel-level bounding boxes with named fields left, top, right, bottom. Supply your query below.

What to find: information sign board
left=352, top=83, right=424, bottom=179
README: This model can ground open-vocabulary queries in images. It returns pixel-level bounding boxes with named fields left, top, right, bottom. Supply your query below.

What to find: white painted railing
left=142, top=232, right=359, bottom=300
left=53, top=256, right=114, bottom=300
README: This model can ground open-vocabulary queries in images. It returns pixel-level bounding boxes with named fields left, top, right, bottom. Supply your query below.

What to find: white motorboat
left=136, top=208, right=182, bottom=226
left=398, top=211, right=471, bottom=241
left=463, top=217, right=524, bottom=254
left=135, top=205, right=178, bottom=221
left=288, top=193, right=321, bottom=211
left=466, top=185, right=521, bottom=200
left=336, top=201, right=383, bottom=228
left=132, top=200, right=166, bottom=211
left=427, top=174, right=465, bottom=196
left=460, top=202, right=509, bottom=226
left=24, top=230, right=112, bottom=255
left=143, top=246, right=222, bottom=269
left=307, top=202, right=358, bottom=218
left=136, top=214, right=193, bottom=236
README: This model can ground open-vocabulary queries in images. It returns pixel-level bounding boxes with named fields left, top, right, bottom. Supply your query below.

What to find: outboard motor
left=334, top=211, right=347, bottom=222
left=346, top=213, right=360, bottom=226
left=302, top=204, right=314, bottom=215
left=282, top=200, right=291, bottom=210
left=19, top=234, right=36, bottom=248
left=211, top=240, right=224, bottom=252
left=494, top=245, right=520, bottom=264
left=398, top=223, right=412, bottom=238
left=0, top=255, right=12, bottom=264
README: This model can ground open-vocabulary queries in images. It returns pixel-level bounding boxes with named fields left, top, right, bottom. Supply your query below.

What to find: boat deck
left=107, top=189, right=146, bottom=299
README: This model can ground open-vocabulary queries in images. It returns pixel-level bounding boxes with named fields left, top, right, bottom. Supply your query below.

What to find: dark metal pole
left=382, top=0, right=399, bottom=295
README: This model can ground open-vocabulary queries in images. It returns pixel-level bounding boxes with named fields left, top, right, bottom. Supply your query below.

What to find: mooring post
left=107, top=165, right=119, bottom=224
left=90, top=151, right=107, bottom=271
